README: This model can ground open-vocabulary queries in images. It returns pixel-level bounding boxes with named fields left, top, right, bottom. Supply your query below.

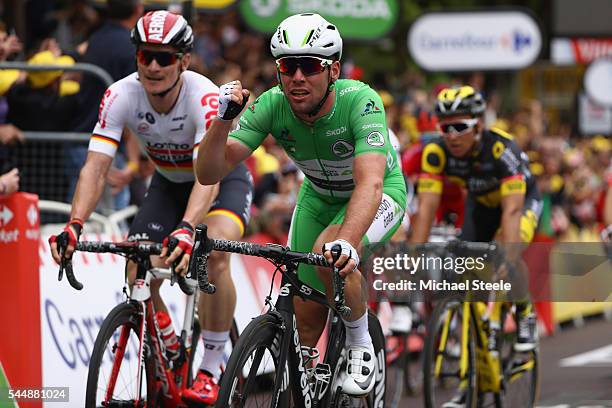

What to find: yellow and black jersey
left=418, top=128, right=538, bottom=208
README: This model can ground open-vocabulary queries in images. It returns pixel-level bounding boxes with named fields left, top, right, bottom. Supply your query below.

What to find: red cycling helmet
left=131, top=10, right=193, bottom=52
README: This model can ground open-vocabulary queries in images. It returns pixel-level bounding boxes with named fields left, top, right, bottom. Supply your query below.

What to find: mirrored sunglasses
left=137, top=49, right=182, bottom=67
left=275, top=56, right=332, bottom=76
left=439, top=118, right=479, bottom=134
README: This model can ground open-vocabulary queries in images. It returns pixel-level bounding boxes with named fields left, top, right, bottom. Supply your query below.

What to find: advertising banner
left=408, top=10, right=542, bottom=71
left=551, top=38, right=612, bottom=65
left=239, top=0, right=398, bottom=39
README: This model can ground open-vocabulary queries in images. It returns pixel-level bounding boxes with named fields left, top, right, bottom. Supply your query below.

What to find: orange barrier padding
left=0, top=192, right=42, bottom=408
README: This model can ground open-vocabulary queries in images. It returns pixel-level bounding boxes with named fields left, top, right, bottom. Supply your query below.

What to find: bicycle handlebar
left=58, top=241, right=194, bottom=295
left=191, top=224, right=352, bottom=316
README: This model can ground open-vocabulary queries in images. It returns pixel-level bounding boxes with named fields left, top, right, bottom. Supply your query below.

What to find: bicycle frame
left=99, top=255, right=200, bottom=406
left=265, top=261, right=345, bottom=408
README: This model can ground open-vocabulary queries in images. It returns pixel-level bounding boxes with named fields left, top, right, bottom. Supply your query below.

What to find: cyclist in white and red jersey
left=49, top=11, right=253, bottom=405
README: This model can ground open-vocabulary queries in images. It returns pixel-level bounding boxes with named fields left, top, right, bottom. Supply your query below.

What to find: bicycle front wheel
left=423, top=298, right=477, bottom=408
left=216, top=313, right=282, bottom=408
left=85, top=301, right=157, bottom=408
left=495, top=307, right=539, bottom=408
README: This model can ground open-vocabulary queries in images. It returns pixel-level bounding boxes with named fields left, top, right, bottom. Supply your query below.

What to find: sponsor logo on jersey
left=361, top=123, right=384, bottom=130
left=148, top=222, right=164, bottom=232
left=366, top=131, right=385, bottom=146
left=326, top=126, right=347, bottom=136
left=467, top=177, right=498, bottom=194
left=201, top=93, right=219, bottom=129
left=145, top=112, right=156, bottom=124
left=339, top=86, right=360, bottom=97
left=137, top=123, right=149, bottom=133
left=172, top=114, right=187, bottom=121
left=128, top=232, right=150, bottom=241
left=331, top=140, right=354, bottom=158
left=361, top=99, right=382, bottom=116
left=98, top=89, right=117, bottom=129
left=278, top=128, right=296, bottom=153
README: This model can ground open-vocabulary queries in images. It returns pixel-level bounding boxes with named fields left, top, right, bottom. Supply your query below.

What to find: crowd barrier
left=0, top=195, right=609, bottom=406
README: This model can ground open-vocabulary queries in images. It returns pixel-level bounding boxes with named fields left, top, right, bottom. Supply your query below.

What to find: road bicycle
left=420, top=241, right=539, bottom=408
left=56, top=239, right=239, bottom=407
left=375, top=224, right=460, bottom=408
left=189, top=224, right=386, bottom=407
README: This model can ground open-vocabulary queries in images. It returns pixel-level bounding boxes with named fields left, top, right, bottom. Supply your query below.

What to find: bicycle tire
left=216, top=314, right=282, bottom=408
left=423, top=297, right=477, bottom=408
left=85, top=301, right=157, bottom=408
left=365, top=309, right=387, bottom=408
left=494, top=307, right=539, bottom=408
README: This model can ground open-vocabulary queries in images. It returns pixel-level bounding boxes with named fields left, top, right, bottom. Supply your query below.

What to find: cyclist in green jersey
left=196, top=13, right=406, bottom=396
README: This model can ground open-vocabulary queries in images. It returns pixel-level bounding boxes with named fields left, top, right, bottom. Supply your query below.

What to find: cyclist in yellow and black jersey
left=410, top=86, right=541, bottom=371
left=417, top=121, right=541, bottom=244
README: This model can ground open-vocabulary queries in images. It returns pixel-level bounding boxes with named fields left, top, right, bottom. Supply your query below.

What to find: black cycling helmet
left=435, top=86, right=486, bottom=118
left=131, top=10, right=193, bottom=53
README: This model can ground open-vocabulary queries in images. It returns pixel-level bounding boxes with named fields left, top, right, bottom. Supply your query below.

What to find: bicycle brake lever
left=330, top=244, right=351, bottom=318
left=167, top=237, right=179, bottom=287
left=176, top=275, right=194, bottom=296
left=57, top=234, right=84, bottom=290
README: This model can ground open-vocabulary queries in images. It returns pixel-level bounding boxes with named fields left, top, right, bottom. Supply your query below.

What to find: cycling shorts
left=288, top=183, right=406, bottom=292
left=459, top=189, right=542, bottom=243
left=128, top=163, right=253, bottom=242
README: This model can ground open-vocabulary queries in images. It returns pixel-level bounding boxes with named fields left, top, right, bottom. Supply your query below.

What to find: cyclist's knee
left=126, top=261, right=137, bottom=284
left=295, top=299, right=327, bottom=345
left=207, top=250, right=231, bottom=281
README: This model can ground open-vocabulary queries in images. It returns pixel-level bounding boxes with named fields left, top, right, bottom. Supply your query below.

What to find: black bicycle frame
left=191, top=224, right=350, bottom=408
left=269, top=261, right=348, bottom=408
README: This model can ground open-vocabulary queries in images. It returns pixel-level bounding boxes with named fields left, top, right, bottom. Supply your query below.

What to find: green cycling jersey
left=229, top=79, right=406, bottom=207
left=229, top=79, right=407, bottom=291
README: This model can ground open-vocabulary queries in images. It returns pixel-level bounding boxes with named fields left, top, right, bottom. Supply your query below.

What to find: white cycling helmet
left=270, top=13, right=342, bottom=60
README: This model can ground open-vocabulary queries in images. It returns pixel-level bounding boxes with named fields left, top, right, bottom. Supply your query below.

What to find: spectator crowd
left=0, top=1, right=609, bottom=246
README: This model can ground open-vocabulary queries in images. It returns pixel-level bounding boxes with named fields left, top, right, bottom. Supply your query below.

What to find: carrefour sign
left=408, top=10, right=542, bottom=71
left=240, top=0, right=398, bottom=40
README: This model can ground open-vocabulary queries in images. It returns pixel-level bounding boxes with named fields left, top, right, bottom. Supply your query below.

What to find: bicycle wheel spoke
left=86, top=303, right=154, bottom=408
left=424, top=299, right=477, bottom=408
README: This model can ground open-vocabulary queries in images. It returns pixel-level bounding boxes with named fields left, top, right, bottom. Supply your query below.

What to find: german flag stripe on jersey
left=145, top=146, right=195, bottom=154
left=148, top=155, right=194, bottom=169
left=207, top=209, right=245, bottom=236
left=500, top=174, right=526, bottom=196
left=91, top=134, right=120, bottom=148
